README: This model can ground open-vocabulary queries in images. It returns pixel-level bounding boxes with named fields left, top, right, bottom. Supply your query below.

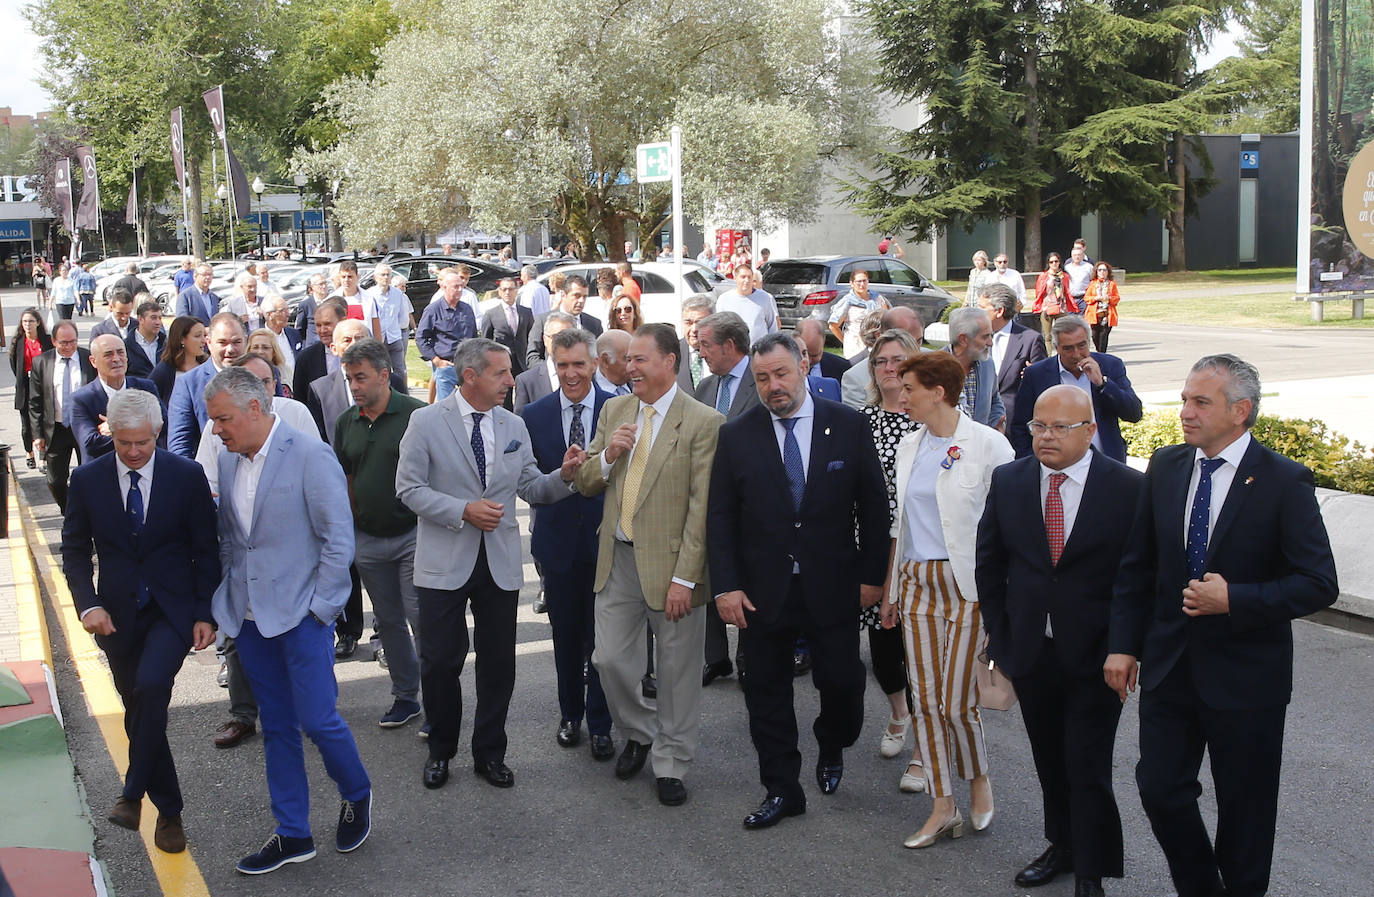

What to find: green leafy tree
left=303, top=0, right=874, bottom=258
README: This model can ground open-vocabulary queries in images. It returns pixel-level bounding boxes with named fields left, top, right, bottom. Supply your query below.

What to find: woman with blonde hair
left=247, top=328, right=291, bottom=397
left=882, top=350, right=1012, bottom=848
left=965, top=251, right=995, bottom=306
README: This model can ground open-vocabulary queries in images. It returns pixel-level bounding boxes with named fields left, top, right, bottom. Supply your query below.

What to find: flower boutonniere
left=940, top=445, right=963, bottom=470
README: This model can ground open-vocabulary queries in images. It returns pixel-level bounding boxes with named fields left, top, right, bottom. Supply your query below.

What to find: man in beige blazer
left=575, top=323, right=724, bottom=808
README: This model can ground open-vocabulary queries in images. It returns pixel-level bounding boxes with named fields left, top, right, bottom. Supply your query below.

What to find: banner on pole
left=54, top=159, right=74, bottom=234
left=75, top=145, right=100, bottom=231
left=170, top=107, right=186, bottom=191
left=126, top=168, right=139, bottom=226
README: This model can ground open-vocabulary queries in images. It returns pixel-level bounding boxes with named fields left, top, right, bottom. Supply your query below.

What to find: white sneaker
left=899, top=761, right=927, bottom=793
left=879, top=716, right=910, bottom=759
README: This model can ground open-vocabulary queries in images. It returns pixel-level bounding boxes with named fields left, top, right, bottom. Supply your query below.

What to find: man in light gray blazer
left=946, top=306, right=1006, bottom=430
left=397, top=337, right=585, bottom=792
left=207, top=367, right=372, bottom=875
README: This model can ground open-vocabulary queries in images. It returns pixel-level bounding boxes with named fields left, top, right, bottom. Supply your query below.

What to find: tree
left=303, top=0, right=874, bottom=258
left=1209, top=0, right=1302, bottom=133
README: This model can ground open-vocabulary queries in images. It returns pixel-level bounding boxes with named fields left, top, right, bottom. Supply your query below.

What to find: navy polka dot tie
left=471, top=412, right=486, bottom=490
left=1187, top=458, right=1226, bottom=581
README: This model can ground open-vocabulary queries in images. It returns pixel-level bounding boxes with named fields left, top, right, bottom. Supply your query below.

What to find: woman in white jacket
left=881, top=351, right=1013, bottom=849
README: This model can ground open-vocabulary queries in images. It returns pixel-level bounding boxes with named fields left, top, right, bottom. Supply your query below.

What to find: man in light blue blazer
left=167, top=313, right=246, bottom=458
left=206, top=367, right=371, bottom=875
left=946, top=306, right=1006, bottom=430
left=397, top=337, right=585, bottom=792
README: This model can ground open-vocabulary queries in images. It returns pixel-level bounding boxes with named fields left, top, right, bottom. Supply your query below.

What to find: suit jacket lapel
left=1058, top=452, right=1104, bottom=566
left=220, top=450, right=248, bottom=541
left=1204, top=439, right=1262, bottom=568
left=250, top=429, right=290, bottom=533
left=1167, top=445, right=1194, bottom=552
left=105, top=460, right=136, bottom=553
left=1023, top=458, right=1055, bottom=566
left=801, top=401, right=831, bottom=509
left=635, top=394, right=684, bottom=507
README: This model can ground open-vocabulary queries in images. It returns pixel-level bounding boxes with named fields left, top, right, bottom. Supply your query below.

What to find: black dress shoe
left=334, top=635, right=358, bottom=659
left=641, top=674, right=657, bottom=699
left=792, top=651, right=812, bottom=676
left=702, top=660, right=733, bottom=686
left=1074, top=877, right=1104, bottom=897
left=422, top=758, right=449, bottom=789
left=556, top=719, right=581, bottom=747
left=474, top=760, right=514, bottom=788
left=589, top=734, right=615, bottom=761
left=1015, top=845, right=1074, bottom=888
left=743, top=795, right=806, bottom=829
left=816, top=754, right=843, bottom=795
left=656, top=777, right=687, bottom=806
left=615, top=739, right=650, bottom=780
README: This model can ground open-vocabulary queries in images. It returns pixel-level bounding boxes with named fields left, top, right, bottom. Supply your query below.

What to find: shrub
left=1122, top=410, right=1374, bottom=496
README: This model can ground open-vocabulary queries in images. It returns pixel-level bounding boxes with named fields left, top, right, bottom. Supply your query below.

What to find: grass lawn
left=1122, top=291, right=1374, bottom=329
left=406, top=343, right=431, bottom=384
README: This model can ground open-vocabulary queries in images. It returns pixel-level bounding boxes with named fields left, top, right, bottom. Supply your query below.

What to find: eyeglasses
left=994, top=259, right=1008, bottom=265
left=1027, top=420, right=1092, bottom=437
left=615, top=306, right=634, bottom=314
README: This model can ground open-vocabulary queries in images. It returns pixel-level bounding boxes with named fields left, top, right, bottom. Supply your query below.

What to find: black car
left=761, top=255, right=955, bottom=330
left=359, top=255, right=510, bottom=317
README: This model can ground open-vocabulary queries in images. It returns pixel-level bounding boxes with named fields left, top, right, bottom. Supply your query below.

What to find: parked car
left=760, top=255, right=955, bottom=331
left=97, top=257, right=181, bottom=303
left=358, top=255, right=510, bottom=318
left=535, top=261, right=730, bottom=326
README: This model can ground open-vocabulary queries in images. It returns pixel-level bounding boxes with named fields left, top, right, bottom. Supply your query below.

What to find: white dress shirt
left=1183, top=431, right=1252, bottom=548
left=272, top=328, right=296, bottom=385
left=1039, top=447, right=1095, bottom=636
left=991, top=318, right=1014, bottom=374
left=99, top=377, right=126, bottom=401
left=559, top=388, right=593, bottom=447
left=51, top=353, right=86, bottom=423
left=594, top=370, right=628, bottom=396
left=453, top=389, right=497, bottom=487
left=369, top=285, right=410, bottom=342
left=992, top=267, right=1026, bottom=302
left=232, top=414, right=283, bottom=538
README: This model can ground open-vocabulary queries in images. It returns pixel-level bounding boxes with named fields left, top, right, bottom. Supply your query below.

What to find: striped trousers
left=897, top=559, right=988, bottom=799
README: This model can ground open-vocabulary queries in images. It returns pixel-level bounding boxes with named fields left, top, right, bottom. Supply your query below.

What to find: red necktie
left=1046, top=472, right=1067, bottom=566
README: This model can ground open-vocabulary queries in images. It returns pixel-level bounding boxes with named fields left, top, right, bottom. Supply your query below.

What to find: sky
left=2, top=7, right=1242, bottom=120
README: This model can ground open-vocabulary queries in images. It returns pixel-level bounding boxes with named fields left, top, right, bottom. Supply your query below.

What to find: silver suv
left=761, top=255, right=955, bottom=332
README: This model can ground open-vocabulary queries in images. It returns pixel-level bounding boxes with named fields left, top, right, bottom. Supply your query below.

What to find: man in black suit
left=513, top=311, right=574, bottom=412
left=694, top=311, right=761, bottom=684
left=794, top=317, right=851, bottom=381
left=527, top=276, right=602, bottom=368
left=1106, top=354, right=1338, bottom=897
left=60, top=389, right=219, bottom=854
left=124, top=300, right=166, bottom=379
left=977, top=386, right=1143, bottom=897
left=291, top=296, right=347, bottom=401
left=68, top=334, right=165, bottom=464
left=29, top=320, right=95, bottom=511
left=708, top=332, right=888, bottom=829
left=977, top=282, right=1046, bottom=424
left=481, top=277, right=535, bottom=408
left=110, top=261, right=149, bottom=302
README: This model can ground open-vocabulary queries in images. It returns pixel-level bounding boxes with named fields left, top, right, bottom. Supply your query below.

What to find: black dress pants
left=44, top=423, right=79, bottom=512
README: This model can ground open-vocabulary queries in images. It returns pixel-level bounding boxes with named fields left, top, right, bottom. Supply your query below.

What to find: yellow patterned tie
left=619, top=405, right=656, bottom=542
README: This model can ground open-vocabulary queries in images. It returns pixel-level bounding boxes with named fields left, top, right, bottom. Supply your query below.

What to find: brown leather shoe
left=154, top=814, right=187, bottom=853
left=107, top=797, right=141, bottom=831
left=214, top=719, right=257, bottom=749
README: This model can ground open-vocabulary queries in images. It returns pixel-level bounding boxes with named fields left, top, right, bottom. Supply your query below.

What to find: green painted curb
left=0, top=715, right=94, bottom=855
left=0, top=666, right=31, bottom=708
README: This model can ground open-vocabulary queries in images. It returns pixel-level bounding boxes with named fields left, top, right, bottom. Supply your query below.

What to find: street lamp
left=215, top=183, right=229, bottom=259
left=252, top=176, right=265, bottom=258
left=293, top=171, right=308, bottom=253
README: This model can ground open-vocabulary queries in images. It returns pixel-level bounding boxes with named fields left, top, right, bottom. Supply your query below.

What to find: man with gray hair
left=367, top=263, right=414, bottom=375
left=517, top=264, right=551, bottom=316
left=68, top=333, right=164, bottom=464
left=677, top=293, right=715, bottom=391
left=396, top=338, right=585, bottom=791
left=336, top=338, right=428, bottom=730
left=1107, top=354, right=1337, bottom=897
left=260, top=294, right=302, bottom=387
left=594, top=328, right=633, bottom=398
left=693, top=311, right=757, bottom=419
left=61, top=388, right=219, bottom=855
left=945, top=306, right=1005, bottom=430
left=976, top=281, right=1045, bottom=425
left=226, top=271, right=265, bottom=332
left=207, top=366, right=372, bottom=873
left=1010, top=314, right=1142, bottom=462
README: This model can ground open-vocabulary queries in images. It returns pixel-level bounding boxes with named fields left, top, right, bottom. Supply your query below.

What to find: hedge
left=1121, top=410, right=1374, bottom=496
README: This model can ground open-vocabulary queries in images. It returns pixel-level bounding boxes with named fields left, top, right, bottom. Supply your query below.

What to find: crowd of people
left=11, top=246, right=1337, bottom=897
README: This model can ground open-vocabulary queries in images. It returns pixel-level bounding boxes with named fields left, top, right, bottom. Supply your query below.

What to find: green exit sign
left=637, top=142, right=673, bottom=183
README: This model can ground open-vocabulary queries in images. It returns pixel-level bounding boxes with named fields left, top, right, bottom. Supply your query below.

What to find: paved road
left=2, top=286, right=1371, bottom=897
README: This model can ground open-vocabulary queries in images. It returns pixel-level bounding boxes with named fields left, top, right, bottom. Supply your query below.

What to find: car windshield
left=762, top=262, right=827, bottom=285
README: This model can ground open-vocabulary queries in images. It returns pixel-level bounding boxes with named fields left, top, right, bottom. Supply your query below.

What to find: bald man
left=841, top=306, right=923, bottom=409
left=306, top=322, right=407, bottom=445
left=975, top=385, right=1143, bottom=897
left=67, top=333, right=165, bottom=465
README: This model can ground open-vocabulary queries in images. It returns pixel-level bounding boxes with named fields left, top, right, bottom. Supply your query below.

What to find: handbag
left=975, top=635, right=1017, bottom=711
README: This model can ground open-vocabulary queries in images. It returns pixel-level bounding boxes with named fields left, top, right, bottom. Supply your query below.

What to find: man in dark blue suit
left=69, top=334, right=165, bottom=464
left=708, top=332, right=888, bottom=829
left=174, top=263, right=219, bottom=323
left=1106, top=355, right=1337, bottom=897
left=977, top=386, right=1143, bottom=897
left=520, top=328, right=615, bottom=759
left=60, top=390, right=220, bottom=855
left=167, top=313, right=246, bottom=457
left=1010, top=314, right=1141, bottom=462
left=124, top=299, right=167, bottom=379
left=799, top=340, right=842, bottom=402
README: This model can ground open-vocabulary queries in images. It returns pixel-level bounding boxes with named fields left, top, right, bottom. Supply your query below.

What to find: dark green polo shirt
left=334, top=389, right=427, bottom=537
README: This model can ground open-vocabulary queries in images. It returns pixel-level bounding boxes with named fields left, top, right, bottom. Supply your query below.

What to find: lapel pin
left=824, top=427, right=830, bottom=436
left=1244, top=476, right=1254, bottom=485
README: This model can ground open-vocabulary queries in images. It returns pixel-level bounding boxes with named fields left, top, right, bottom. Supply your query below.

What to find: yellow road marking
left=8, top=468, right=50, bottom=667
left=15, top=481, right=212, bottom=897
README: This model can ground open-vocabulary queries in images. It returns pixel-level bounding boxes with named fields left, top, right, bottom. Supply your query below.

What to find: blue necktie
left=716, top=373, right=734, bottom=414
left=127, top=471, right=151, bottom=609
left=569, top=403, right=585, bottom=449
left=60, top=356, right=73, bottom=416
left=471, top=412, right=487, bottom=489
left=781, top=417, right=805, bottom=512
left=1186, top=457, right=1226, bottom=580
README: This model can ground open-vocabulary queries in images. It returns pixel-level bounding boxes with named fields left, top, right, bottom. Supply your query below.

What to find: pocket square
left=503, top=439, right=522, bottom=454
left=827, top=460, right=845, bottom=472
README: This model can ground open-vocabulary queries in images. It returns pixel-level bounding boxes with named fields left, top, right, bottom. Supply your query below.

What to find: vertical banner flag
left=126, top=167, right=139, bottom=226
left=75, top=145, right=100, bottom=230
left=169, top=107, right=186, bottom=192
left=203, top=85, right=250, bottom=216
left=54, top=158, right=74, bottom=234
left=225, top=144, right=251, bottom=222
